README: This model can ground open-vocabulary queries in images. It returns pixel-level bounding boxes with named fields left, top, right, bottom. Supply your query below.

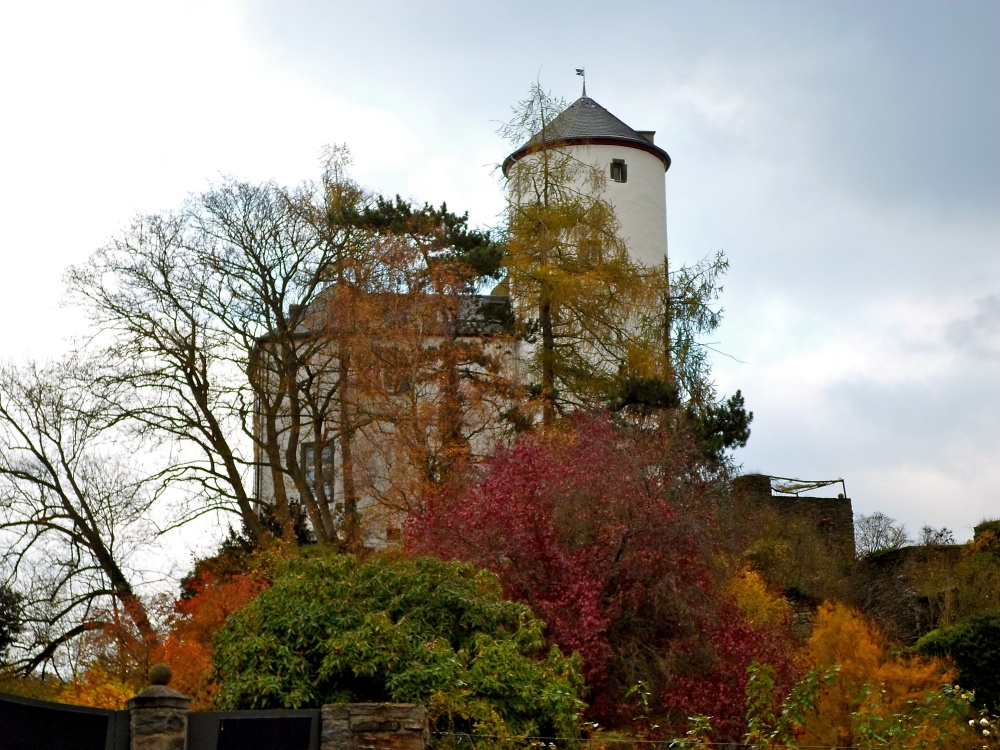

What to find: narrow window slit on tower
left=610, top=158, right=627, bottom=183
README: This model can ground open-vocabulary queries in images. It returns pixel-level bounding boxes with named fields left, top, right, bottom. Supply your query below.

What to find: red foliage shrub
left=660, top=601, right=801, bottom=740
left=406, top=413, right=793, bottom=730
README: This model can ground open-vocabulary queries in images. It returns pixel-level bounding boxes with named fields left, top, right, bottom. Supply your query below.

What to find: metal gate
left=188, top=708, right=321, bottom=750
left=0, top=691, right=129, bottom=750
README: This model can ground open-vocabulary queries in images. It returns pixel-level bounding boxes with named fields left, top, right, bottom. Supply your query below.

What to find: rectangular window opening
left=302, top=439, right=336, bottom=502
left=610, top=159, right=627, bottom=183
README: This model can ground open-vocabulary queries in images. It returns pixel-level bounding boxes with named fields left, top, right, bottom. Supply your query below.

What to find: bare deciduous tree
left=918, top=525, right=956, bottom=546
left=855, top=511, right=910, bottom=558
left=67, top=167, right=370, bottom=547
left=0, top=359, right=156, bottom=673
left=68, top=150, right=503, bottom=549
left=2, top=155, right=504, bottom=668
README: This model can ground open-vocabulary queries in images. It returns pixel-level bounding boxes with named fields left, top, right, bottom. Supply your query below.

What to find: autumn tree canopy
left=500, top=84, right=669, bottom=426
left=499, top=84, right=751, bottom=458
left=3, top=82, right=752, bottom=673
left=0, top=150, right=511, bottom=668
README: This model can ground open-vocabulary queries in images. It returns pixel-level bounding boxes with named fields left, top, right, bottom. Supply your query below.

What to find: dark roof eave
left=502, top=136, right=671, bottom=176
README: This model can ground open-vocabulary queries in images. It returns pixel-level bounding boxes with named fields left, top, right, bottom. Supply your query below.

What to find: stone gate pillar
left=128, top=664, right=190, bottom=750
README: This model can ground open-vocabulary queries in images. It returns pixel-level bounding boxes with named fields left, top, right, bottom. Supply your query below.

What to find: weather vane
left=576, top=67, right=586, bottom=96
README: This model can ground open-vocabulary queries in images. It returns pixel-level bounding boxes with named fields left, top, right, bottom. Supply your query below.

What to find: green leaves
left=916, top=615, right=1000, bottom=710
left=851, top=682, right=976, bottom=749
left=212, top=553, right=584, bottom=738
left=742, top=662, right=839, bottom=747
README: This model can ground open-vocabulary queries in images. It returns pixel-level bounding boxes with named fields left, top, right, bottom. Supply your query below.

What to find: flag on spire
left=576, top=67, right=586, bottom=96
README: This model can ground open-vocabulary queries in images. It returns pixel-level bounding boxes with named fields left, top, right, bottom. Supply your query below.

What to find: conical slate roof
left=502, top=96, right=671, bottom=175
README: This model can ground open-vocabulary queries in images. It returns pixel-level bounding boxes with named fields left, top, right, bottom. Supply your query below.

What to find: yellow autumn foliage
left=727, top=567, right=793, bottom=629
left=59, top=666, right=136, bottom=710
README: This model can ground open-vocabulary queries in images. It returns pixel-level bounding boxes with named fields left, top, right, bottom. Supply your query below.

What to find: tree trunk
left=338, top=351, right=361, bottom=551
left=539, top=289, right=556, bottom=428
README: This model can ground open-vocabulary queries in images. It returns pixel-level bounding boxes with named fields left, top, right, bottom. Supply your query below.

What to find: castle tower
left=502, top=95, right=671, bottom=268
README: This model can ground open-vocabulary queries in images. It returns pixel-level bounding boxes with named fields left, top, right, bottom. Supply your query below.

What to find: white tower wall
left=571, top=143, right=667, bottom=268
left=513, top=143, right=667, bottom=268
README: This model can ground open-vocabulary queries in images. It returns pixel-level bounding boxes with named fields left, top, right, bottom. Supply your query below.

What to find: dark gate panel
left=189, top=709, right=320, bottom=750
left=0, top=691, right=129, bottom=750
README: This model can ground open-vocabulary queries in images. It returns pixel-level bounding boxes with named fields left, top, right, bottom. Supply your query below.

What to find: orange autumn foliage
left=57, top=539, right=286, bottom=711
left=153, top=571, right=268, bottom=709
left=20, top=552, right=271, bottom=712
left=52, top=602, right=159, bottom=709
left=800, top=601, right=956, bottom=747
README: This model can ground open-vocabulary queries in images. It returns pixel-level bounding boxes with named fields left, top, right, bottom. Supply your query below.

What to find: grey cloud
left=945, top=293, right=1000, bottom=362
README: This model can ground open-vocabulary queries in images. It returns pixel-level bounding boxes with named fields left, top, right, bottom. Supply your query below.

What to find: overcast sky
left=1, top=0, right=998, bottom=549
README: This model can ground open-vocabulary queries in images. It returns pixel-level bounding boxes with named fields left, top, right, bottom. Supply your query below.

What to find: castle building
left=254, top=94, right=675, bottom=547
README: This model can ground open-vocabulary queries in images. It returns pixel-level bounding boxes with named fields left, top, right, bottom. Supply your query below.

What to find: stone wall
left=128, top=678, right=189, bottom=750
left=732, top=474, right=967, bottom=644
left=322, top=704, right=428, bottom=750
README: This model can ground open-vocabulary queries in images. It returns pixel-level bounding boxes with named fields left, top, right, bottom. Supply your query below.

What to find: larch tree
left=335, top=197, right=516, bottom=525
left=499, top=84, right=751, bottom=459
left=500, top=83, right=666, bottom=426
left=288, top=160, right=512, bottom=541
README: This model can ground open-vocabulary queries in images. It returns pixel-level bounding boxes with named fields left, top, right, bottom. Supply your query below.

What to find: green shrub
left=212, top=554, right=584, bottom=739
left=915, top=614, right=1000, bottom=710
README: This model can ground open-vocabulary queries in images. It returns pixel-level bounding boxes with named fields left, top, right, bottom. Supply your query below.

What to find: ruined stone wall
left=732, top=473, right=965, bottom=643
left=732, top=473, right=856, bottom=564
left=854, top=544, right=964, bottom=644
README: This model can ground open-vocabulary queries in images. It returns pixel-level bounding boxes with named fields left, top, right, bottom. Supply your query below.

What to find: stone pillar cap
left=128, top=684, right=192, bottom=710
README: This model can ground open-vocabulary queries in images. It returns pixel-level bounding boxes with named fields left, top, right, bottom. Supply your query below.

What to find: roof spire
left=575, top=67, right=586, bottom=97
